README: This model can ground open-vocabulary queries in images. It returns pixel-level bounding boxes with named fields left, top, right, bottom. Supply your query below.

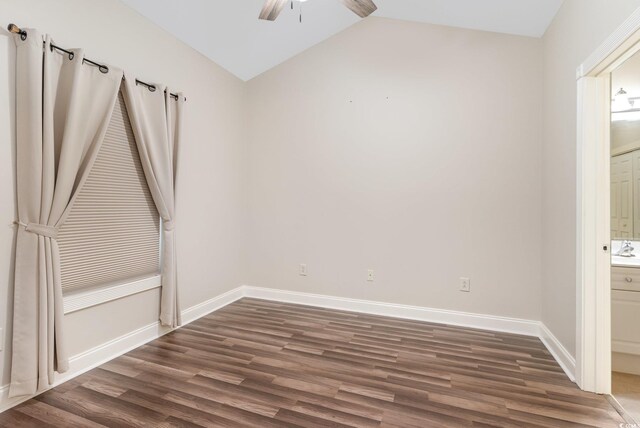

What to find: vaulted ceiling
left=121, top=0, right=564, bottom=81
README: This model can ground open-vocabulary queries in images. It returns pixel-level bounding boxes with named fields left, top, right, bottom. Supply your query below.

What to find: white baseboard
left=243, top=286, right=541, bottom=336
left=539, top=323, right=576, bottom=382
left=2, top=284, right=578, bottom=413
left=181, top=286, right=245, bottom=325
left=243, top=286, right=576, bottom=381
left=613, top=340, right=640, bottom=356
left=0, top=321, right=168, bottom=413
left=613, top=352, right=640, bottom=376
left=0, top=285, right=245, bottom=413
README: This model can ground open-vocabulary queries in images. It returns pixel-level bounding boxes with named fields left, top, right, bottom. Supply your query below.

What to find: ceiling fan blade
left=339, top=0, right=377, bottom=18
left=259, top=0, right=289, bottom=21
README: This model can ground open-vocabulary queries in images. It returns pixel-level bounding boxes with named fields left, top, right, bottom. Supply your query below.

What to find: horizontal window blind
left=58, top=91, right=160, bottom=293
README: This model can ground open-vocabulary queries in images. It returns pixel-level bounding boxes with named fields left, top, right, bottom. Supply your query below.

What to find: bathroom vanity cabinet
left=612, top=265, right=640, bottom=374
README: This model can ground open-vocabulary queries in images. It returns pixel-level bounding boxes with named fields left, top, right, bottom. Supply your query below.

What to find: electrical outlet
left=460, top=277, right=470, bottom=292
left=367, top=269, right=374, bottom=282
left=0, top=327, right=3, bottom=351
left=299, top=264, right=308, bottom=276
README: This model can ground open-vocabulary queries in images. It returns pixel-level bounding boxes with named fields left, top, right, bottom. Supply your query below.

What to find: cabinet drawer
left=612, top=266, right=640, bottom=292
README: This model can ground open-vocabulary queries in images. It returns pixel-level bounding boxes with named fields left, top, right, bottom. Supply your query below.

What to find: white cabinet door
left=612, top=152, right=634, bottom=238
left=612, top=290, right=640, bottom=355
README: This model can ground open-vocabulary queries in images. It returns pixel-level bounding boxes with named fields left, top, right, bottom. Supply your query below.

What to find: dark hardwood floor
left=0, top=298, right=625, bottom=427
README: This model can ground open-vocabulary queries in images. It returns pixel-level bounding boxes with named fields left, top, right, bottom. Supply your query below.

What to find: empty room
left=1, top=0, right=640, bottom=426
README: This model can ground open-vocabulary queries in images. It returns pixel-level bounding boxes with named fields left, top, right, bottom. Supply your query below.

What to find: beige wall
left=0, top=0, right=247, bottom=387
left=245, top=18, right=544, bottom=320
left=4, top=0, right=640, bottom=395
left=541, top=0, right=640, bottom=357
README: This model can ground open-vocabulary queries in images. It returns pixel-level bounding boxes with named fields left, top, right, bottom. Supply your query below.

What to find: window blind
left=58, top=91, right=160, bottom=293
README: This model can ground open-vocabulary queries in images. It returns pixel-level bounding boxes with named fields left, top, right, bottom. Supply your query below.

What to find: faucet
left=616, top=240, right=635, bottom=257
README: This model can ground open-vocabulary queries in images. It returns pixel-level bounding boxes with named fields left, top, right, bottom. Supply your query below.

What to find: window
left=58, top=90, right=160, bottom=303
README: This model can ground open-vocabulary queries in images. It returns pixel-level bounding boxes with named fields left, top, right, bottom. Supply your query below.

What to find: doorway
left=609, top=50, right=640, bottom=423
left=576, top=6, right=640, bottom=397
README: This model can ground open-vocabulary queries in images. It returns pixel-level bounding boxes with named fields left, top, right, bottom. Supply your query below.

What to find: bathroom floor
left=613, top=371, right=640, bottom=422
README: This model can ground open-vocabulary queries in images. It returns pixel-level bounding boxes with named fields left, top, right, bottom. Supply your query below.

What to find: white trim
left=0, top=321, right=166, bottom=413
left=539, top=323, right=576, bottom=382
left=574, top=6, right=640, bottom=396
left=576, top=74, right=612, bottom=394
left=1, top=285, right=576, bottom=413
left=613, top=340, right=640, bottom=355
left=0, top=285, right=245, bottom=413
left=181, top=286, right=246, bottom=325
left=243, top=286, right=540, bottom=336
left=577, top=7, right=640, bottom=78
left=613, top=352, right=640, bottom=376
left=63, top=275, right=162, bottom=314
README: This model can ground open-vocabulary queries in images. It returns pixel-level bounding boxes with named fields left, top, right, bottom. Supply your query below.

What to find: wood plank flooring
left=0, top=298, right=625, bottom=427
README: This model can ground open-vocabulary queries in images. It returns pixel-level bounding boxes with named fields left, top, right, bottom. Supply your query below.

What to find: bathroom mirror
left=611, top=53, right=640, bottom=240
left=610, top=137, right=640, bottom=240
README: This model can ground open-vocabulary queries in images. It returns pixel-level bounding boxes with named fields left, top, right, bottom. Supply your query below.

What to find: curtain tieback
left=14, top=221, right=59, bottom=239
left=163, top=219, right=175, bottom=231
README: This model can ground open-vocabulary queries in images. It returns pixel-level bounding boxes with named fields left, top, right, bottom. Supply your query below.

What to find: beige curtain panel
left=122, top=74, right=183, bottom=328
left=10, top=30, right=122, bottom=397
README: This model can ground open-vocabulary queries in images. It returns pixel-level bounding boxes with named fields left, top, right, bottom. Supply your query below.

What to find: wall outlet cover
left=299, top=264, right=308, bottom=276
left=367, top=269, right=374, bottom=282
left=460, top=277, right=471, bottom=292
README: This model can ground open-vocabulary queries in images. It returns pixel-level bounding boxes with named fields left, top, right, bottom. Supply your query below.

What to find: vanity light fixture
left=613, top=87, right=634, bottom=112
left=612, top=88, right=640, bottom=121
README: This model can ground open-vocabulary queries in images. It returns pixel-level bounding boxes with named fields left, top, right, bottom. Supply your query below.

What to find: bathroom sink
left=611, top=240, right=640, bottom=266
left=612, top=255, right=640, bottom=267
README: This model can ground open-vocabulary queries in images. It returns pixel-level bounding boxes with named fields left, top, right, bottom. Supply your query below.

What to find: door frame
left=577, top=7, right=640, bottom=394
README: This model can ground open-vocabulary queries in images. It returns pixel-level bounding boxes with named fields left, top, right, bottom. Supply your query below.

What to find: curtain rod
left=7, top=23, right=185, bottom=102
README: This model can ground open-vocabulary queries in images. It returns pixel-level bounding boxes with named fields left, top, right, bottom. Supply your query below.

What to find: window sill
left=63, top=275, right=162, bottom=314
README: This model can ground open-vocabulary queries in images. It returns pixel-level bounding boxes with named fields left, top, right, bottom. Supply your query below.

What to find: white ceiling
left=121, top=0, right=564, bottom=81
